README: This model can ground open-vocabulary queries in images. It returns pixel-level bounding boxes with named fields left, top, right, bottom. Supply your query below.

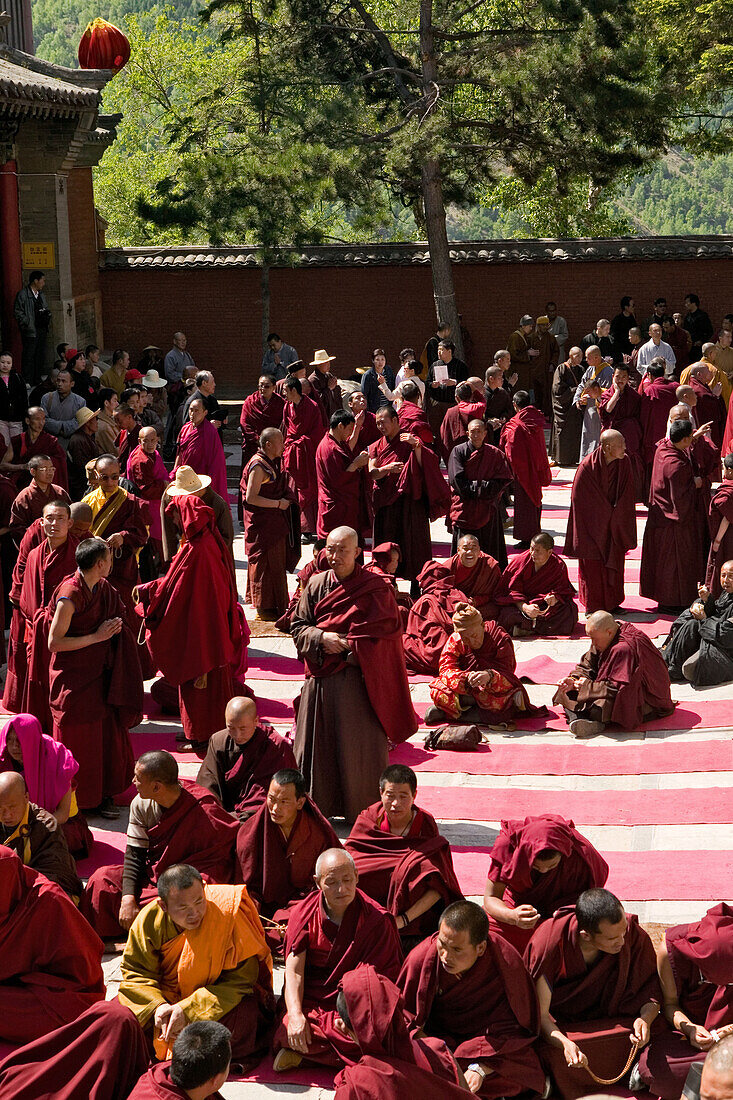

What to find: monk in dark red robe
left=440, top=382, right=487, bottom=455
left=281, top=378, right=326, bottom=536
left=399, top=901, right=546, bottom=1098
left=402, top=560, right=468, bottom=675
left=0, top=844, right=105, bottom=1042
left=240, top=374, right=286, bottom=465
left=640, top=363, right=678, bottom=488
left=348, top=388, right=381, bottom=447
left=564, top=430, right=637, bottom=613
left=126, top=429, right=170, bottom=557
left=448, top=420, right=513, bottom=568
left=175, top=398, right=228, bottom=499
left=598, top=367, right=645, bottom=499
left=526, top=889, right=663, bottom=1100
left=447, top=535, right=502, bottom=618
left=495, top=533, right=578, bottom=638
left=274, top=546, right=328, bottom=633
left=688, top=365, right=726, bottom=449
left=501, top=394, right=551, bottom=545
left=236, top=769, right=341, bottom=951
left=346, top=764, right=462, bottom=942
left=308, top=354, right=343, bottom=419
left=706, top=460, right=733, bottom=594
left=639, top=903, right=733, bottom=1100
left=364, top=541, right=413, bottom=624
left=316, top=412, right=371, bottom=541
left=242, top=429, right=300, bottom=619
left=1, top=407, right=68, bottom=490
left=9, top=460, right=70, bottom=540
left=483, top=815, right=609, bottom=953
left=128, top=1020, right=232, bottom=1098
left=397, top=389, right=436, bottom=447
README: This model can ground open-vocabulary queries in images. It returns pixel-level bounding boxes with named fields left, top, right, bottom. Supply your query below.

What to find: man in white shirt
left=636, top=323, right=676, bottom=375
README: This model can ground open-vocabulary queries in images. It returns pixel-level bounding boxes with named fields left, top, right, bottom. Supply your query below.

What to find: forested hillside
left=33, top=0, right=202, bottom=65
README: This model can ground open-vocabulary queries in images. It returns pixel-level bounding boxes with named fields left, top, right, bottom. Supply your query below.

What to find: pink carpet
left=231, top=1056, right=335, bottom=1088
left=244, top=652, right=305, bottom=679
left=413, top=698, right=733, bottom=732
left=77, top=829, right=126, bottom=877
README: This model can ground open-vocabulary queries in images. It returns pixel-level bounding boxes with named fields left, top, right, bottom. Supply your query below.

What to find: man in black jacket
left=13, top=270, right=50, bottom=385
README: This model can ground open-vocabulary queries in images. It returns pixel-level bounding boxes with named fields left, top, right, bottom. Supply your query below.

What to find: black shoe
left=99, top=796, right=120, bottom=819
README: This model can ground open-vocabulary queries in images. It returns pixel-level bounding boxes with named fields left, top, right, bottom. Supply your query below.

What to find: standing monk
left=9, top=453, right=70, bottom=541
left=440, top=381, right=487, bottom=456
left=242, top=427, right=299, bottom=620
left=501, top=391, right=551, bottom=548
left=706, top=455, right=733, bottom=594
left=175, top=397, right=228, bottom=501
left=448, top=419, right=513, bottom=568
left=598, top=365, right=645, bottom=499
left=0, top=406, right=68, bottom=491
left=564, top=429, right=637, bottom=613
left=281, top=375, right=326, bottom=541
left=315, top=410, right=371, bottom=544
left=291, top=526, right=417, bottom=822
left=550, top=348, right=584, bottom=466
left=239, top=373, right=285, bottom=468
left=126, top=426, right=170, bottom=565
left=308, top=349, right=343, bottom=419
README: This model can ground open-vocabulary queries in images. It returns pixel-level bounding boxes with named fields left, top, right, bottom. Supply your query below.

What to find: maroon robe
left=315, top=431, right=371, bottom=540
left=399, top=931, right=545, bottom=1098
left=9, top=480, right=70, bottom=540
left=398, top=400, right=437, bottom=448
left=525, top=907, right=663, bottom=1100
left=448, top=441, right=513, bottom=567
left=403, top=560, right=468, bottom=674
left=0, top=845, right=105, bottom=1042
left=598, top=385, right=645, bottom=499
left=706, top=482, right=733, bottom=594
left=196, top=724, right=296, bottom=818
left=501, top=407, right=552, bottom=541
left=308, top=368, right=343, bottom=419
left=640, top=438, right=708, bottom=607
left=129, top=1063, right=223, bottom=1100
left=354, top=409, right=381, bottom=447
left=274, top=549, right=327, bottom=633
left=239, top=389, right=286, bottom=464
left=281, top=394, right=325, bottom=533
left=6, top=428, right=68, bottom=490
left=564, top=448, right=637, bottom=613
left=2, top=517, right=44, bottom=712
left=495, top=550, right=578, bottom=637
left=345, top=802, right=462, bottom=938
left=440, top=399, right=487, bottom=455
left=126, top=444, right=170, bottom=542
left=241, top=450, right=299, bottom=615
left=447, top=551, right=502, bottom=618
left=175, top=417, right=228, bottom=499
left=640, top=378, right=678, bottom=465
left=689, top=376, right=726, bottom=449
left=86, top=488, right=149, bottom=625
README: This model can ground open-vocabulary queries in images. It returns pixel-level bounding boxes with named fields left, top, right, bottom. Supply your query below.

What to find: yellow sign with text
left=22, top=242, right=55, bottom=268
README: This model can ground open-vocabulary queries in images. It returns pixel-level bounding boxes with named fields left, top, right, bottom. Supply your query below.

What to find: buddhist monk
left=638, top=903, right=733, bottom=1100
left=495, top=532, right=578, bottom=638
left=0, top=771, right=81, bottom=898
left=363, top=540, right=413, bottom=624
left=175, top=396, right=228, bottom=500
left=399, top=901, right=546, bottom=1097
left=554, top=611, right=674, bottom=738
left=0, top=405, right=68, bottom=490
left=564, top=429, right=637, bottom=613
left=281, top=375, right=326, bottom=540
left=426, top=603, right=535, bottom=727
left=526, top=888, right=663, bottom=1100
left=242, top=426, right=299, bottom=620
left=397, top=379, right=436, bottom=448
left=0, top=844, right=105, bottom=1042
left=598, top=365, right=644, bottom=499
left=196, top=696, right=296, bottom=819
left=348, top=387, right=381, bottom=446
left=272, top=848, right=403, bottom=1072
left=47, top=536, right=143, bottom=815
left=315, top=410, right=371, bottom=543
left=483, top=815, right=609, bottom=953
left=501, top=390, right=552, bottom=547
left=346, top=764, right=462, bottom=944
left=161, top=465, right=234, bottom=562
left=236, top=769, right=341, bottom=951
left=448, top=418, right=513, bottom=567
left=706, top=456, right=733, bottom=594
left=9, top=452, right=70, bottom=541
left=402, top=559, right=469, bottom=674
left=291, top=525, right=417, bottom=822
left=663, top=563, right=733, bottom=685
left=82, top=751, right=239, bottom=938
left=308, top=348, right=342, bottom=419
left=126, top=425, right=170, bottom=562
left=129, top=1020, right=232, bottom=1100
left=441, top=380, right=488, bottom=455
left=700, top=1037, right=733, bottom=1100
left=686, top=362, right=727, bottom=449
left=447, top=532, right=502, bottom=618
left=640, top=360, right=678, bottom=487
left=550, top=348, right=584, bottom=465
left=239, top=374, right=285, bottom=523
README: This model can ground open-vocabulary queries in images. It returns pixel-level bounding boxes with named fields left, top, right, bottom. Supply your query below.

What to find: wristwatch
left=467, top=1063, right=486, bottom=1079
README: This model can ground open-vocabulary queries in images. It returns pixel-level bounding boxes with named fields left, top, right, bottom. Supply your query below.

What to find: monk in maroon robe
left=316, top=411, right=371, bottom=541
left=483, top=815, right=609, bottom=953
left=495, top=533, right=578, bottom=638
left=236, top=769, right=341, bottom=952
left=274, top=546, right=328, bottom=633
left=598, top=367, right=645, bottom=500
left=447, top=534, right=502, bottom=618
left=501, top=393, right=551, bottom=545
left=564, top=430, right=637, bottom=613
left=399, top=901, right=546, bottom=1098
left=240, top=374, right=286, bottom=465
left=640, top=362, right=678, bottom=486
left=639, top=903, right=733, bottom=1100
left=397, top=387, right=436, bottom=447
left=308, top=352, right=343, bottom=419
left=1, top=407, right=68, bottom=490
left=9, top=456, right=70, bottom=541
left=688, top=365, right=726, bottom=449
left=81, top=753, right=239, bottom=938
left=448, top=420, right=513, bottom=568
left=348, top=388, right=381, bottom=446
left=175, top=398, right=228, bottom=500
left=526, top=888, right=663, bottom=1100
left=281, top=377, right=326, bottom=536
left=242, top=429, right=299, bottom=619
left=128, top=1021, right=232, bottom=1099
left=0, top=844, right=106, bottom=1042
left=403, top=559, right=476, bottom=674
left=440, top=382, right=487, bottom=455
left=126, top=429, right=170, bottom=554
left=706, top=458, right=733, bottom=594
left=3, top=516, right=51, bottom=711
left=346, top=764, right=462, bottom=942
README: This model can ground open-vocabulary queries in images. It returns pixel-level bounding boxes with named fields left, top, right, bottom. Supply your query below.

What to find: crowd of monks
left=2, top=318, right=733, bottom=1099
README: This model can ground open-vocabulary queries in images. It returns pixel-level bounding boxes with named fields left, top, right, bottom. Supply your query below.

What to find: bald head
left=0, top=771, right=28, bottom=829
left=224, top=695, right=259, bottom=745
left=586, top=610, right=617, bottom=632
left=585, top=610, right=619, bottom=652
left=701, top=1035, right=733, bottom=1100
left=315, top=848, right=356, bottom=881
left=600, top=429, right=625, bottom=462
left=668, top=403, right=690, bottom=422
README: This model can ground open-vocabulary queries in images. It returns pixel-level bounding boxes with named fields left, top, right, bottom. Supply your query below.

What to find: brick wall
left=67, top=168, right=100, bottom=300
left=99, top=255, right=733, bottom=394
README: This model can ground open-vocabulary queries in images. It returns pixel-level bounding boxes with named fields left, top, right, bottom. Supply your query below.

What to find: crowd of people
left=0, top=293, right=732, bottom=1099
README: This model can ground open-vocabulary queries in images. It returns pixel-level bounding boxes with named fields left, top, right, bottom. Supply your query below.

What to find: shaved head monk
left=291, top=525, right=417, bottom=821
left=564, top=429, right=637, bottom=613
left=129, top=1019, right=232, bottom=1099
left=197, top=696, right=296, bottom=819
left=495, top=532, right=578, bottom=638
left=236, top=768, right=341, bottom=952
left=242, top=425, right=299, bottom=620
left=118, top=864, right=272, bottom=1061
left=81, top=750, right=238, bottom=938
left=440, top=380, right=487, bottom=456
left=281, top=375, right=326, bottom=539
left=316, top=410, right=371, bottom=542
left=526, top=888, right=662, bottom=1100
left=9, top=452, right=70, bottom=542
left=554, top=611, right=674, bottom=738
left=345, top=764, right=462, bottom=944
left=272, top=847, right=402, bottom=1073
left=447, top=533, right=502, bottom=618
left=0, top=771, right=81, bottom=898
left=0, top=405, right=68, bottom=491
left=447, top=417, right=513, bottom=567
left=598, top=365, right=644, bottom=500
left=500, top=389, right=552, bottom=548
left=69, top=499, right=93, bottom=538
left=402, top=559, right=469, bottom=675
left=175, top=396, right=228, bottom=499
left=399, top=900, right=545, bottom=1097
left=700, top=1034, right=733, bottom=1100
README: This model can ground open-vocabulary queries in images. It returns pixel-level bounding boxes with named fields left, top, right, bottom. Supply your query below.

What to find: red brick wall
left=99, top=256, right=733, bottom=393
left=67, top=168, right=100, bottom=300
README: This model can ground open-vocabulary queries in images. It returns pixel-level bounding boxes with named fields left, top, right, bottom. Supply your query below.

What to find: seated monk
left=81, top=751, right=239, bottom=939
left=118, top=864, right=273, bottom=1061
left=526, top=887, right=663, bottom=1100
left=639, top=903, right=733, bottom=1100
left=345, top=764, right=462, bottom=945
left=129, top=1020, right=232, bottom=1100
left=196, top=696, right=296, bottom=820
left=663, top=562, right=733, bottom=686
left=398, top=901, right=546, bottom=1098
left=364, top=541, right=413, bottom=625
left=0, top=771, right=81, bottom=899
left=403, top=559, right=469, bottom=675
left=494, top=532, right=579, bottom=639
left=0, top=844, right=105, bottom=1042
left=236, top=769, right=341, bottom=953
left=333, top=964, right=469, bottom=1100
left=699, top=1038, right=733, bottom=1100
left=483, top=814, right=609, bottom=953
left=447, top=533, right=502, bottom=618
left=271, top=848, right=403, bottom=1073
left=554, top=610, right=675, bottom=739
left=426, top=603, right=538, bottom=727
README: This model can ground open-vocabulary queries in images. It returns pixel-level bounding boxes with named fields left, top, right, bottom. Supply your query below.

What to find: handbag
left=423, top=724, right=482, bottom=751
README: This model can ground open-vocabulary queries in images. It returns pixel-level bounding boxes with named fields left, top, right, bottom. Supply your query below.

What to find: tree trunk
left=260, top=260, right=270, bottom=354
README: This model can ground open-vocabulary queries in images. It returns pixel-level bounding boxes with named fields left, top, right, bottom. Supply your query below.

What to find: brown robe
left=2, top=804, right=81, bottom=899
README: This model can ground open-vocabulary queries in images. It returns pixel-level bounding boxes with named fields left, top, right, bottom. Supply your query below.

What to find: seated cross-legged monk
left=82, top=750, right=239, bottom=939
left=525, top=887, right=664, bottom=1100
left=446, top=533, right=503, bottom=619
left=553, top=610, right=675, bottom=739
left=398, top=900, right=546, bottom=1098
left=0, top=844, right=105, bottom=1042
left=271, top=848, right=403, bottom=1073
left=345, top=764, right=462, bottom=946
left=118, top=864, right=273, bottom=1061
left=236, top=769, right=341, bottom=953
left=196, top=696, right=296, bottom=820
left=129, top=1019, right=233, bottom=1100
left=426, top=602, right=538, bottom=727
left=662, top=562, right=733, bottom=686
left=0, top=771, right=81, bottom=898
left=495, top=532, right=579, bottom=639
left=483, top=814, right=609, bottom=954
left=403, top=559, right=470, bottom=675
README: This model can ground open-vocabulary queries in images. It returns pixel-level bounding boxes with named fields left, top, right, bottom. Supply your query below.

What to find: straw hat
left=166, top=465, right=211, bottom=496
left=76, top=406, right=98, bottom=428
left=141, top=345, right=161, bottom=352
left=310, top=349, right=336, bottom=366
left=142, top=368, right=167, bottom=388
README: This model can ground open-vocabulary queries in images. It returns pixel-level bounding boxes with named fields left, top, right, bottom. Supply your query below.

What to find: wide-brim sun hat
left=166, top=464, right=211, bottom=496
left=142, top=369, right=167, bottom=388
left=310, top=349, right=336, bottom=366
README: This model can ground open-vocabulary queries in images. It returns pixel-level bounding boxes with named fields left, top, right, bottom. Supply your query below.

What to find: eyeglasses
left=35, top=465, right=55, bottom=472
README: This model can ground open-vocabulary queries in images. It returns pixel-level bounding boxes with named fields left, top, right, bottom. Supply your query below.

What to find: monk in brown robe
left=526, top=888, right=663, bottom=1100
left=0, top=772, right=81, bottom=898
left=403, top=560, right=468, bottom=674
left=9, top=453, right=70, bottom=542
left=447, top=532, right=502, bottom=618
left=448, top=419, right=513, bottom=568
left=197, top=696, right=296, bottom=820
left=236, top=769, right=341, bottom=952
left=495, top=532, right=578, bottom=638
left=242, top=427, right=299, bottom=620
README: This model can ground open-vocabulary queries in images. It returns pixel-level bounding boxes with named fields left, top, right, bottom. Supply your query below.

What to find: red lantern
left=78, top=18, right=131, bottom=72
